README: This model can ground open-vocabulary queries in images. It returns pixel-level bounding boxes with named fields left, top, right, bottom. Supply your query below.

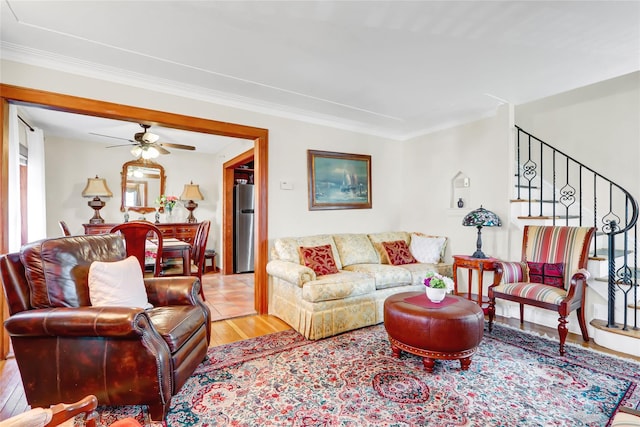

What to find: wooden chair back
left=157, top=220, right=209, bottom=300
left=110, top=221, right=163, bottom=276
left=521, top=225, right=594, bottom=290
left=58, top=221, right=71, bottom=236
left=192, top=220, right=211, bottom=277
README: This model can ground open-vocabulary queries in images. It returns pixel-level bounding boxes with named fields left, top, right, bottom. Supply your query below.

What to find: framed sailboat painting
left=307, top=150, right=372, bottom=210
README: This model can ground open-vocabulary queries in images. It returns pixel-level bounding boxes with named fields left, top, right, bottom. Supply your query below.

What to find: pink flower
left=156, top=194, right=179, bottom=210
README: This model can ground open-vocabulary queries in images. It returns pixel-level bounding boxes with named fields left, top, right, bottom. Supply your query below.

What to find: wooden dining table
left=147, top=238, right=192, bottom=276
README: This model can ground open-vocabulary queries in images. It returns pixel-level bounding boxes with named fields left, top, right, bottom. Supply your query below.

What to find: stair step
left=517, top=215, right=581, bottom=220
left=588, top=249, right=632, bottom=263
left=591, top=319, right=640, bottom=339
left=510, top=199, right=558, bottom=204
left=594, top=276, right=640, bottom=284
left=594, top=267, right=640, bottom=282
left=593, top=247, right=633, bottom=258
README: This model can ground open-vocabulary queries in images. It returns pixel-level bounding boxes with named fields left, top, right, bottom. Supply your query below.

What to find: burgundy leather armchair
left=0, top=234, right=211, bottom=420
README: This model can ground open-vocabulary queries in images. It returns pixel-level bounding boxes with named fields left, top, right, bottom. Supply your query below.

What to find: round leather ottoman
left=384, top=291, right=484, bottom=372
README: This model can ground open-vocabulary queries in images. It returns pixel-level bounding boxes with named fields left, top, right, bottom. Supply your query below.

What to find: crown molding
left=1, top=43, right=497, bottom=142
left=1, top=42, right=416, bottom=141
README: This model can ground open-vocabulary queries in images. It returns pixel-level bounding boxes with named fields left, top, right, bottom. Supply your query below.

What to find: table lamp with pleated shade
left=180, top=181, right=204, bottom=223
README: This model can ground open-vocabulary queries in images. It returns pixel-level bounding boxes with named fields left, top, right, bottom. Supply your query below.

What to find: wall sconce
left=81, top=175, right=113, bottom=224
left=462, top=205, right=501, bottom=258
left=180, top=181, right=204, bottom=223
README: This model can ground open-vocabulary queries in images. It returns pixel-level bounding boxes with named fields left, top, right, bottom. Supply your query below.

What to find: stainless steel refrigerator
left=234, top=183, right=255, bottom=273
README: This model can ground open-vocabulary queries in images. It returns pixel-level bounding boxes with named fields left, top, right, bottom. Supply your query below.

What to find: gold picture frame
left=307, top=150, right=372, bottom=210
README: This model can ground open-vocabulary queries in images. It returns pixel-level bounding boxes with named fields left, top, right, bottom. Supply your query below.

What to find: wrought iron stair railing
left=515, top=126, right=638, bottom=333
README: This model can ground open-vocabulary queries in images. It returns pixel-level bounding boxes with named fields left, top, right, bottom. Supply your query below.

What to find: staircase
left=511, top=126, right=639, bottom=357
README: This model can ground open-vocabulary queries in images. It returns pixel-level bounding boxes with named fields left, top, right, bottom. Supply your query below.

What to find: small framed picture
left=307, top=150, right=372, bottom=210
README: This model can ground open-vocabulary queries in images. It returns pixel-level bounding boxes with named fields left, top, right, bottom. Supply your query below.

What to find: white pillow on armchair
left=88, top=255, right=153, bottom=309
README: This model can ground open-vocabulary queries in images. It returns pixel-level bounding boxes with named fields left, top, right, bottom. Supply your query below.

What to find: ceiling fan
left=91, top=124, right=196, bottom=159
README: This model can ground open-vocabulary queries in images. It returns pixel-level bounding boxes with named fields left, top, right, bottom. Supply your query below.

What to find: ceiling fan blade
left=106, top=143, right=137, bottom=148
left=160, top=142, right=196, bottom=151
left=155, top=145, right=171, bottom=155
left=90, top=132, right=135, bottom=143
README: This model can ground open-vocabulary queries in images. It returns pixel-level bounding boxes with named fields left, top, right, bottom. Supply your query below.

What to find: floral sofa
left=267, top=231, right=451, bottom=339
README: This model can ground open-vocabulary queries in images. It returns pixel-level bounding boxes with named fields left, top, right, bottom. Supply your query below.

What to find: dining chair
left=192, top=220, right=211, bottom=287
left=110, top=221, right=164, bottom=277
left=58, top=220, right=71, bottom=236
left=163, top=220, right=210, bottom=300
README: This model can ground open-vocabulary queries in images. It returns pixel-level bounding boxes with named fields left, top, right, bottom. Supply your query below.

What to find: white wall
left=4, top=59, right=637, bottom=267
left=44, top=135, right=219, bottom=244
left=400, top=105, right=513, bottom=262
left=1, top=60, right=407, bottom=246
left=395, top=71, right=640, bottom=266
left=264, top=121, right=404, bottom=238
left=515, top=71, right=640, bottom=197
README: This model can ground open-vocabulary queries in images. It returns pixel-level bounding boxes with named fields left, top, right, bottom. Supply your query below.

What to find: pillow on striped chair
left=527, top=261, right=564, bottom=289
left=498, top=261, right=526, bottom=283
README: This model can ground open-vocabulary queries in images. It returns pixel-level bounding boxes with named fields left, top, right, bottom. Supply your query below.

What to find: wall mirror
left=121, top=159, right=165, bottom=213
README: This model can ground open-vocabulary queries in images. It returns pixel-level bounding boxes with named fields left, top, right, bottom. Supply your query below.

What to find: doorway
left=0, top=84, right=270, bottom=358
left=223, top=149, right=255, bottom=275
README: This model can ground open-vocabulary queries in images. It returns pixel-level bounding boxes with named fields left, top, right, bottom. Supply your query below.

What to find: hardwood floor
left=1, top=276, right=638, bottom=421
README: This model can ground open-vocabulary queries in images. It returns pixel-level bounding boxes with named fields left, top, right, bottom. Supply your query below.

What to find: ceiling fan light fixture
left=104, top=123, right=195, bottom=157
left=131, top=146, right=142, bottom=158
left=141, top=146, right=159, bottom=159
left=142, top=131, right=160, bottom=143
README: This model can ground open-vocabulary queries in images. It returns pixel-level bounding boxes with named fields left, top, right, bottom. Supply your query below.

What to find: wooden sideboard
left=83, top=222, right=200, bottom=244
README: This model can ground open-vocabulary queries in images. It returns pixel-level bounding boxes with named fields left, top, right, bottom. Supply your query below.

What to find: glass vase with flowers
left=156, top=194, right=178, bottom=221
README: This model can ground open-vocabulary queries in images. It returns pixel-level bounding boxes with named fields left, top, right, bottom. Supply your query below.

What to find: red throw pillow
left=382, top=240, right=417, bottom=266
left=527, top=261, right=564, bottom=289
left=299, top=244, right=339, bottom=276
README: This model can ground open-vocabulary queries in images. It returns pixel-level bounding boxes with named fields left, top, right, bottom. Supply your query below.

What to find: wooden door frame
left=0, top=84, right=269, bottom=357
left=223, top=149, right=254, bottom=275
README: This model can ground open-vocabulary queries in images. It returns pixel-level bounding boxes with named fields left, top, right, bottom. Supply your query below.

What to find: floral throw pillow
left=527, top=261, right=564, bottom=289
left=299, top=244, right=339, bottom=276
left=382, top=240, right=417, bottom=266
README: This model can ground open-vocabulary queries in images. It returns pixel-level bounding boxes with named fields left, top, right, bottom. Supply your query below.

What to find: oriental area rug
left=90, top=323, right=640, bottom=427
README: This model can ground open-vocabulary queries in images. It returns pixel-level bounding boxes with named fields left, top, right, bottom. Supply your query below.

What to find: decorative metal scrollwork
left=602, top=214, right=620, bottom=234
left=615, top=265, right=633, bottom=288
left=522, top=159, right=537, bottom=182
left=559, top=184, right=576, bottom=209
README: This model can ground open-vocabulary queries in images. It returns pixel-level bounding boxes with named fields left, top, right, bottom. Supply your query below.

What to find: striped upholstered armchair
left=488, top=225, right=595, bottom=355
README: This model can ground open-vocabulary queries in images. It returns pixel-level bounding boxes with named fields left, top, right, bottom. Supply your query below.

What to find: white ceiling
left=1, top=1, right=639, bottom=144
left=15, top=107, right=239, bottom=155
